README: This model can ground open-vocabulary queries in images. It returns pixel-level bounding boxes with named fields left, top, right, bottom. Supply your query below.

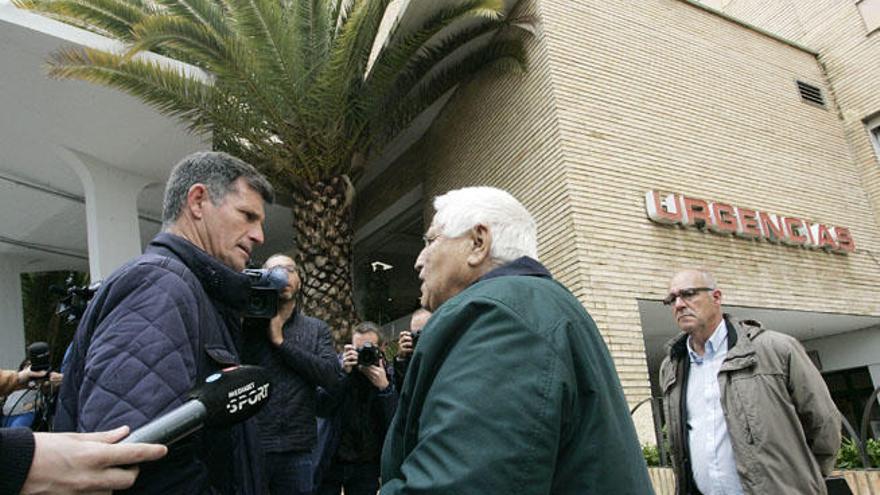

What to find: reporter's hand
left=341, top=345, right=358, bottom=374
left=22, top=426, right=167, bottom=495
left=17, top=366, right=47, bottom=388
left=397, top=332, right=414, bottom=359
left=360, top=364, right=390, bottom=391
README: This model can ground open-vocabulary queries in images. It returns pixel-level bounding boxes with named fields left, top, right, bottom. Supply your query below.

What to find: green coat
left=380, top=257, right=654, bottom=494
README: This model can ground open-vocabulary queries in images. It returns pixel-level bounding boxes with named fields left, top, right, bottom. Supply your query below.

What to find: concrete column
left=58, top=147, right=155, bottom=281
left=0, top=258, right=25, bottom=370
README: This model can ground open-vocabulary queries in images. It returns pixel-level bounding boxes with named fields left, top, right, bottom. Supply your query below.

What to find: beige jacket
left=660, top=317, right=841, bottom=495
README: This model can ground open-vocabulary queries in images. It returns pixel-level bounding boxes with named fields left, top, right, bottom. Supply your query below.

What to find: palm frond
left=48, top=46, right=238, bottom=135
left=364, top=0, right=506, bottom=111
left=152, top=0, right=231, bottom=39
left=372, top=37, right=526, bottom=149
left=128, top=15, right=226, bottom=66
left=224, top=0, right=299, bottom=95
left=13, top=0, right=154, bottom=40
left=311, top=0, right=390, bottom=111
left=367, top=12, right=531, bottom=124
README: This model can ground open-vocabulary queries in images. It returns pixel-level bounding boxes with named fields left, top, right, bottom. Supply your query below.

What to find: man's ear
left=466, top=224, right=492, bottom=267
left=186, top=184, right=210, bottom=220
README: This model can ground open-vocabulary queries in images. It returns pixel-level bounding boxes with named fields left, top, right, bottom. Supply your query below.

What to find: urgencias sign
left=645, top=191, right=855, bottom=254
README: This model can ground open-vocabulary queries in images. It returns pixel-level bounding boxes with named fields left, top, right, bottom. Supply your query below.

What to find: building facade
left=355, top=0, right=880, bottom=441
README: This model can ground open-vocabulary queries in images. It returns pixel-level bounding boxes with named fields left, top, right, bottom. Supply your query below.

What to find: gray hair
left=162, top=151, right=274, bottom=228
left=432, top=186, right=538, bottom=263
left=354, top=321, right=383, bottom=345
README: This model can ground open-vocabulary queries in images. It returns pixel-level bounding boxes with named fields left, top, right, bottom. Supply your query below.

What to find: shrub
left=836, top=437, right=880, bottom=469
left=643, top=443, right=661, bottom=467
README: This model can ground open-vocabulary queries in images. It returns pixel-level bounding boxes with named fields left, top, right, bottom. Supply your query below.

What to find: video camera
left=52, top=274, right=100, bottom=325
left=357, top=342, right=381, bottom=367
left=243, top=267, right=289, bottom=318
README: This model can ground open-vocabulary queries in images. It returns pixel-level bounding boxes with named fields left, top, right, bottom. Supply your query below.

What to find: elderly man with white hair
left=380, top=187, right=653, bottom=494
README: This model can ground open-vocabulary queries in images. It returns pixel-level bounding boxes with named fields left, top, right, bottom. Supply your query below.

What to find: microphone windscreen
left=192, top=365, right=271, bottom=427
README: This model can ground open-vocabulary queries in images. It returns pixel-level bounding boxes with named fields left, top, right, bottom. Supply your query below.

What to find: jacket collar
left=146, top=232, right=252, bottom=314
left=477, top=256, right=552, bottom=283
left=665, top=314, right=761, bottom=369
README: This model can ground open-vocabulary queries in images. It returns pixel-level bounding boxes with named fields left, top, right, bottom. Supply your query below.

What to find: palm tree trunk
left=290, top=175, right=358, bottom=347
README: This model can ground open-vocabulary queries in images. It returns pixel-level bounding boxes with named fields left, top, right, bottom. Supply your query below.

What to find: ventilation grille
left=797, top=81, right=825, bottom=107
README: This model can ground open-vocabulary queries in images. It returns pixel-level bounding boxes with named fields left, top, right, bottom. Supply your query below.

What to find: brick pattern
left=718, top=0, right=880, bottom=233
left=356, top=0, right=880, bottom=441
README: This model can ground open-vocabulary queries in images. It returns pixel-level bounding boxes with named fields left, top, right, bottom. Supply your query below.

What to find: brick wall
left=355, top=0, right=880, bottom=441
left=718, top=0, right=880, bottom=232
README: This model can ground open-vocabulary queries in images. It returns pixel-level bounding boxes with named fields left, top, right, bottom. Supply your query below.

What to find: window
left=857, top=0, right=880, bottom=33
left=871, top=125, right=880, bottom=159
left=868, top=115, right=880, bottom=162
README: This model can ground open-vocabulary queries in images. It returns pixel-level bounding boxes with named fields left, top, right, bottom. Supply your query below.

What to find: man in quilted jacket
left=54, top=151, right=274, bottom=494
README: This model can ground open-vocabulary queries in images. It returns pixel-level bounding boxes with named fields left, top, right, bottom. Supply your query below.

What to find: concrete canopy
left=0, top=2, right=296, bottom=366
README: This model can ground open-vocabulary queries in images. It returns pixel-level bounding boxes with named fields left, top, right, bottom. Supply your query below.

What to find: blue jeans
left=265, top=451, right=315, bottom=495
left=316, top=462, right=379, bottom=495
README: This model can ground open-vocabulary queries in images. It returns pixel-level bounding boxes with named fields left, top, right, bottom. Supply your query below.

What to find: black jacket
left=243, top=310, right=339, bottom=453
left=0, top=427, right=35, bottom=494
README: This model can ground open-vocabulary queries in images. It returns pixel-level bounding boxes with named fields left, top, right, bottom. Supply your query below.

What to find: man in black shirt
left=315, top=321, right=398, bottom=495
left=243, top=254, right=339, bottom=494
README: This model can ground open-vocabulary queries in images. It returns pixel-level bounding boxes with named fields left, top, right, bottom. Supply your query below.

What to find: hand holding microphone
left=120, top=365, right=271, bottom=445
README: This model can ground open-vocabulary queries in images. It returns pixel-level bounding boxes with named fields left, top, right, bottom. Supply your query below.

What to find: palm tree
left=16, top=0, right=531, bottom=343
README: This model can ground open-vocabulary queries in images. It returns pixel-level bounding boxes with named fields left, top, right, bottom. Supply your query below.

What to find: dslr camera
left=357, top=342, right=381, bottom=367
left=243, top=267, right=289, bottom=318
left=410, top=330, right=421, bottom=350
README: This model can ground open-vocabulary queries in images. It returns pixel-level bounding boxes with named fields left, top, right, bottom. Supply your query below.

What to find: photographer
left=392, top=309, right=430, bottom=392
left=242, top=254, right=339, bottom=495
left=314, top=322, right=398, bottom=495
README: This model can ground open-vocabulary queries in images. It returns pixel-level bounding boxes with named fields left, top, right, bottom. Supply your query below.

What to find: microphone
left=120, top=365, right=271, bottom=445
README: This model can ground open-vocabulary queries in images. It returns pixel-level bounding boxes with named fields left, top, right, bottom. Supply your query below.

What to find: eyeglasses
left=662, top=287, right=713, bottom=306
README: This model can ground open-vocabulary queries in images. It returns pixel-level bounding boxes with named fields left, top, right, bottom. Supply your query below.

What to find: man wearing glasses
left=242, top=254, right=340, bottom=494
left=659, top=269, right=840, bottom=495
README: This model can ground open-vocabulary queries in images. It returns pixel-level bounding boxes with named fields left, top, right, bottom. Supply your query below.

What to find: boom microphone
left=120, top=365, right=271, bottom=445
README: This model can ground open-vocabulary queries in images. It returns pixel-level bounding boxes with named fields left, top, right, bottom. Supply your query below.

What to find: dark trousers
left=316, top=461, right=379, bottom=495
left=265, top=451, right=314, bottom=495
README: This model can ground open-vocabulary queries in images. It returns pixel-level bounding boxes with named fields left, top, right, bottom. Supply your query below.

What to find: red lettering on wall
left=783, top=217, right=808, bottom=246
left=759, top=212, right=786, bottom=243
left=709, top=203, right=737, bottom=234
left=683, top=197, right=710, bottom=228
left=735, top=208, right=762, bottom=239
left=833, top=227, right=856, bottom=253
left=643, top=191, right=854, bottom=255
left=812, top=224, right=838, bottom=251
left=644, top=191, right=682, bottom=224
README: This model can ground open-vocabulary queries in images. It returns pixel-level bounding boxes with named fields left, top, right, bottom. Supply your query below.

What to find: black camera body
left=53, top=275, right=100, bottom=325
left=357, top=342, right=381, bottom=367
left=243, top=267, right=289, bottom=318
left=27, top=342, right=51, bottom=373
left=410, top=330, right=421, bottom=350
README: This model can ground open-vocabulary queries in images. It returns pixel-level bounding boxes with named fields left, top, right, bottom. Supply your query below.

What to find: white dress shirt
left=686, top=320, right=744, bottom=495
